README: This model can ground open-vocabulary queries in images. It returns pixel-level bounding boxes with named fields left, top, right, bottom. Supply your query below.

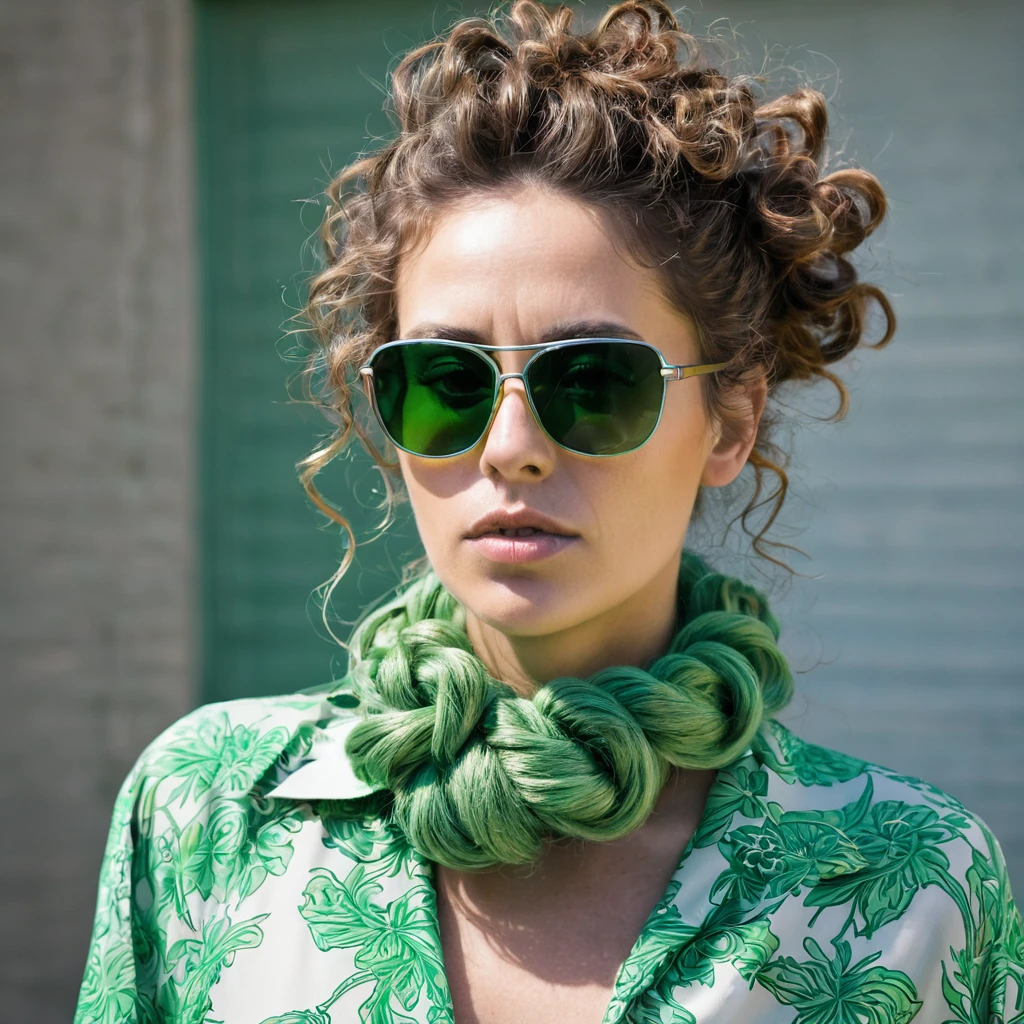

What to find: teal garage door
left=194, top=3, right=1022, bottom=898
left=196, top=1, right=439, bottom=702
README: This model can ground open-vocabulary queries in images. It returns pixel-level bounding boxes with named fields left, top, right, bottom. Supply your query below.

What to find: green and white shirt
left=74, top=682, right=1024, bottom=1023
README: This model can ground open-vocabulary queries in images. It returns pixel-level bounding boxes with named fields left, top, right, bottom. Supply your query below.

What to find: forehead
left=394, top=191, right=667, bottom=336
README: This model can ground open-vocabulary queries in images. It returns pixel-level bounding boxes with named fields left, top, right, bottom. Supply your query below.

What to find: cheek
left=592, top=456, right=692, bottom=542
left=396, top=455, right=428, bottom=526
left=654, top=388, right=711, bottom=481
left=598, top=405, right=707, bottom=533
left=396, top=455, right=466, bottom=547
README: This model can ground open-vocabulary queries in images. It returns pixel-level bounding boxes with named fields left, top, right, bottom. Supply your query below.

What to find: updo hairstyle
left=296, top=0, right=896, bottom=608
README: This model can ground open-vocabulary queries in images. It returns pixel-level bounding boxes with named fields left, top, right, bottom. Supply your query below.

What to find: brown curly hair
left=295, top=0, right=895, bottom=615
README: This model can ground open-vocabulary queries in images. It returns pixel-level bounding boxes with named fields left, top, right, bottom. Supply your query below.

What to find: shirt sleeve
left=71, top=697, right=320, bottom=1024
left=73, top=741, right=208, bottom=1024
left=73, top=753, right=149, bottom=1024
left=988, top=834, right=1024, bottom=1022
left=962, top=818, right=1024, bottom=1023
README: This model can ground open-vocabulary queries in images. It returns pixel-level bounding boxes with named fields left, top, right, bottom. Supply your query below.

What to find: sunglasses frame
left=358, top=337, right=730, bottom=459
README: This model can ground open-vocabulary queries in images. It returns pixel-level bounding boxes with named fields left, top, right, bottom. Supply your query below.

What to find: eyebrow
left=398, top=318, right=646, bottom=344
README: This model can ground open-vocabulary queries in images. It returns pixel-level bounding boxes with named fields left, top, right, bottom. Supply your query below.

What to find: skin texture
left=394, top=186, right=766, bottom=697
left=434, top=763, right=718, bottom=1024
left=392, top=188, right=768, bottom=1023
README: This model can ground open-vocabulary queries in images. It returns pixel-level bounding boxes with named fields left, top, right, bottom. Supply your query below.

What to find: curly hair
left=295, top=0, right=895, bottom=624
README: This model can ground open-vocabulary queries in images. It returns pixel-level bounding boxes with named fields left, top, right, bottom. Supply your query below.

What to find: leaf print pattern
left=320, top=809, right=413, bottom=881
left=803, top=794, right=970, bottom=938
left=183, top=794, right=305, bottom=903
left=259, top=1014, right=331, bottom=1024
left=604, top=879, right=702, bottom=1023
left=875, top=769, right=972, bottom=815
left=152, top=711, right=292, bottom=805
left=712, top=780, right=873, bottom=904
left=765, top=720, right=868, bottom=787
left=756, top=936, right=922, bottom=1024
left=77, top=939, right=136, bottom=1024
left=624, top=895, right=781, bottom=1024
left=691, top=764, right=769, bottom=848
left=155, top=912, right=269, bottom=1024
left=625, top=982, right=697, bottom=1024
left=297, top=862, right=451, bottom=1023
left=941, top=837, right=1024, bottom=1023
left=679, top=900, right=781, bottom=984
left=74, top=695, right=1023, bottom=1024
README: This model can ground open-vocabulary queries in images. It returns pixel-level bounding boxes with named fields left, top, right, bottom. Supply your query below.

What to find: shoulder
left=742, top=721, right=1024, bottom=1008
left=745, top=720, right=1022, bottom=945
left=753, top=718, right=1004, bottom=852
left=136, top=688, right=331, bottom=782
left=756, top=718, right=976, bottom=815
left=76, top=689, right=393, bottom=1022
left=106, top=687, right=378, bottom=914
left=129, top=688, right=343, bottom=805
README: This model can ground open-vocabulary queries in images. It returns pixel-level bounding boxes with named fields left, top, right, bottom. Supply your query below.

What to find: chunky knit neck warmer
left=340, top=549, right=793, bottom=870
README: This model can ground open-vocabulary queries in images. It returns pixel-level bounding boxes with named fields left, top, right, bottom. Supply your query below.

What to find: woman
left=74, top=2, right=1022, bottom=1022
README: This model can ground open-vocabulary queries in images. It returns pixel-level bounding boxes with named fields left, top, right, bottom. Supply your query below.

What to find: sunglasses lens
left=369, top=342, right=496, bottom=456
left=527, top=342, right=664, bottom=455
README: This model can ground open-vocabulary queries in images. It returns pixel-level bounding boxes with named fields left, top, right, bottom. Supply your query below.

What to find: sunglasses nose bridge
left=486, top=370, right=542, bottom=439
left=491, top=370, right=530, bottom=413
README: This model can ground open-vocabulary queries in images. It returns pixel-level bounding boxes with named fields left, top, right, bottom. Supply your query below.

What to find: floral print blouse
left=74, top=681, right=1023, bottom=1023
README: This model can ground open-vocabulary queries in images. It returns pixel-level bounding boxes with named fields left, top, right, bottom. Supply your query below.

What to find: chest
left=433, top=847, right=682, bottom=1024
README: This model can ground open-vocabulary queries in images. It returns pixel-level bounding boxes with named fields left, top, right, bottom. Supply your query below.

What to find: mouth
left=464, top=510, right=579, bottom=540
left=464, top=528, right=578, bottom=564
left=462, top=505, right=580, bottom=560
left=483, top=527, right=558, bottom=537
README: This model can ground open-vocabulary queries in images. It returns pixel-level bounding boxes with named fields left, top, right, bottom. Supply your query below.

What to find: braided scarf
left=339, top=549, right=793, bottom=870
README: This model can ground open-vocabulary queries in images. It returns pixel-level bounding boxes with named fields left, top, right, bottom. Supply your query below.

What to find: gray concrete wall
left=0, top=0, right=196, bottom=1017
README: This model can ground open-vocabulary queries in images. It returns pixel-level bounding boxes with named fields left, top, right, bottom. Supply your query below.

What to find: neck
left=463, top=553, right=682, bottom=697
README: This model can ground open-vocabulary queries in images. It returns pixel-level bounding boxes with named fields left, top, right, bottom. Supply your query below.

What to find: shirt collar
left=265, top=708, right=385, bottom=801
left=264, top=693, right=759, bottom=810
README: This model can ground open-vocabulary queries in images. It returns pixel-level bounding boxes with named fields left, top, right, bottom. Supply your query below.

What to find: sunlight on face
left=391, top=188, right=727, bottom=638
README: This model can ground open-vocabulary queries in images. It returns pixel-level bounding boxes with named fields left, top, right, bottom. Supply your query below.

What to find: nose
left=477, top=374, right=557, bottom=479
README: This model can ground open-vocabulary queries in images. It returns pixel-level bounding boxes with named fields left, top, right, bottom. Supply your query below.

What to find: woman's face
left=391, top=189, right=759, bottom=664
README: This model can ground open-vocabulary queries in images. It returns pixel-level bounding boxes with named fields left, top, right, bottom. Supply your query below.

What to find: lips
left=463, top=508, right=580, bottom=564
left=464, top=529, right=578, bottom=564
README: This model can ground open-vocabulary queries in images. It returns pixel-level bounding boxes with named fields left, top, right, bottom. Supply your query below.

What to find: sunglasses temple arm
left=670, top=360, right=731, bottom=380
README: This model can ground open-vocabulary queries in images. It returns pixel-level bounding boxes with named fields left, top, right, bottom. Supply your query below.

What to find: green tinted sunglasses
left=358, top=337, right=729, bottom=459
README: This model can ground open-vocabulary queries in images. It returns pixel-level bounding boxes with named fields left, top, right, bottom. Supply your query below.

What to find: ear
left=700, top=369, right=768, bottom=488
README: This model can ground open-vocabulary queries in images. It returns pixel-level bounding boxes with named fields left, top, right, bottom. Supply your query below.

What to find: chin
left=454, top=569, right=585, bottom=637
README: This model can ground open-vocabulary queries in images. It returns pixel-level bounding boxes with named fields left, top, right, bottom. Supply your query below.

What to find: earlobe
left=700, top=430, right=747, bottom=489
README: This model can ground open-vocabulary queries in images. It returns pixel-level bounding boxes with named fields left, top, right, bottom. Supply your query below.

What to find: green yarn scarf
left=339, top=549, right=793, bottom=871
